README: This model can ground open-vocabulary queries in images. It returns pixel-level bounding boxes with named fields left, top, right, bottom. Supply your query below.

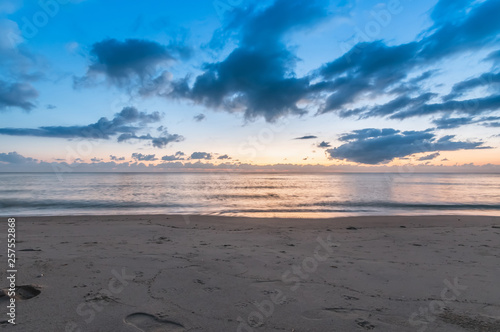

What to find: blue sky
left=0, top=0, right=499, bottom=172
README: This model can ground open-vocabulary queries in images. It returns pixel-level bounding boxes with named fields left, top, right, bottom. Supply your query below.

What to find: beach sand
left=2, top=215, right=500, bottom=331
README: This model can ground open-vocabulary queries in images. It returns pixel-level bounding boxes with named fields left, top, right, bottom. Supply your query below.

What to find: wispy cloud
left=0, top=106, right=183, bottom=148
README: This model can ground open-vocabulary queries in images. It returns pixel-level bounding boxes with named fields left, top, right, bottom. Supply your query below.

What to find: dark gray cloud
left=432, top=115, right=500, bottom=129
left=444, top=72, right=500, bottom=101
left=131, top=153, right=157, bottom=161
left=294, top=135, right=317, bottom=140
left=432, top=116, right=475, bottom=129
left=326, top=128, right=486, bottom=164
left=0, top=151, right=37, bottom=164
left=0, top=80, right=38, bottom=111
left=0, top=19, right=43, bottom=110
left=151, top=135, right=183, bottom=148
left=190, top=152, right=212, bottom=160
left=416, top=0, right=500, bottom=64
left=162, top=151, right=185, bottom=161
left=418, top=152, right=440, bottom=161
left=74, top=38, right=185, bottom=90
left=338, top=128, right=399, bottom=142
left=193, top=113, right=206, bottom=122
left=318, top=41, right=419, bottom=114
left=170, top=0, right=330, bottom=122
left=110, top=155, right=125, bottom=161
left=316, top=0, right=500, bottom=121
left=317, top=141, right=331, bottom=148
left=389, top=94, right=500, bottom=120
left=0, top=106, right=160, bottom=139
left=217, top=154, right=231, bottom=160
left=339, top=93, right=437, bottom=119
left=486, top=49, right=500, bottom=65
left=0, top=106, right=182, bottom=148
left=67, top=0, right=500, bottom=125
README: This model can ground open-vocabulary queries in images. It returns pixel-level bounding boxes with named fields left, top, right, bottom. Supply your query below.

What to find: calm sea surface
left=0, top=172, right=499, bottom=217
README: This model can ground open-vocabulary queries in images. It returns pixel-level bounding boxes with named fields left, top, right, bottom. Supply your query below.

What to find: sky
left=0, top=0, right=499, bottom=172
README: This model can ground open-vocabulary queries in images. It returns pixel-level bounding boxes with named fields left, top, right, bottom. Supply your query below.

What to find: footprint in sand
left=0, top=285, right=41, bottom=303
left=16, top=285, right=41, bottom=299
left=356, top=318, right=375, bottom=330
left=125, top=313, right=185, bottom=332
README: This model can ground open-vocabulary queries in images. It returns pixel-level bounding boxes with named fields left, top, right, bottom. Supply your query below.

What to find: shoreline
left=14, top=213, right=500, bottom=227
left=3, top=214, right=500, bottom=331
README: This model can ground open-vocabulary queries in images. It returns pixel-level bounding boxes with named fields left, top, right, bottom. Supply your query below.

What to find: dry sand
left=1, top=215, right=500, bottom=331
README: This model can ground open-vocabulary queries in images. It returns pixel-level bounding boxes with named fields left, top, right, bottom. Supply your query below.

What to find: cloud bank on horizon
left=0, top=0, right=499, bottom=170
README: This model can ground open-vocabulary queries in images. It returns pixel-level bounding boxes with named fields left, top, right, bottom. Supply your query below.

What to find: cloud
left=131, top=153, right=157, bottom=161
left=318, top=41, right=420, bottom=114
left=110, top=155, right=125, bottom=161
left=162, top=151, right=185, bottom=161
left=444, top=72, right=500, bottom=101
left=3, top=152, right=500, bottom=173
left=0, top=151, right=37, bottom=164
left=0, top=106, right=183, bottom=148
left=390, top=94, right=500, bottom=119
left=432, top=115, right=500, bottom=129
left=294, top=135, right=317, bottom=140
left=74, top=38, right=183, bottom=91
left=91, top=157, right=103, bottom=162
left=340, top=93, right=437, bottom=119
left=486, top=49, right=500, bottom=66
left=151, top=135, right=183, bottom=148
left=432, top=116, right=475, bottom=129
left=0, top=80, right=38, bottom=111
left=0, top=106, right=160, bottom=138
left=193, top=113, right=206, bottom=122
left=326, top=128, right=486, bottom=164
left=338, top=128, right=399, bottom=142
left=418, top=152, right=440, bottom=161
left=70, top=0, right=497, bottom=124
left=170, top=0, right=331, bottom=122
left=0, top=18, right=44, bottom=111
left=190, top=152, right=212, bottom=160
left=217, top=154, right=231, bottom=160
left=316, top=0, right=500, bottom=120
left=317, top=141, right=331, bottom=148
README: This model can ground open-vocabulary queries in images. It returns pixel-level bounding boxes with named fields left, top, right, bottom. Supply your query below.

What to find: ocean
left=0, top=172, right=499, bottom=217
